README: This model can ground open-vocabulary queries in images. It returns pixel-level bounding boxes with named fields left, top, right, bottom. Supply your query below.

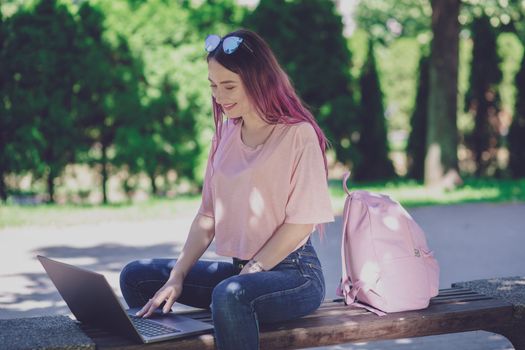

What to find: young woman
left=120, top=28, right=334, bottom=350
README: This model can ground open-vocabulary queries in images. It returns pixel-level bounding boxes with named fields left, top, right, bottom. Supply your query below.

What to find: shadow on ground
left=0, top=242, right=193, bottom=318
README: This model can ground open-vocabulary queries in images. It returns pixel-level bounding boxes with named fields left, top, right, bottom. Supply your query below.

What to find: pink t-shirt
left=198, top=119, right=334, bottom=259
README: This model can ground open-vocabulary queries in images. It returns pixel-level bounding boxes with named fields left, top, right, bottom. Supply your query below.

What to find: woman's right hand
left=136, top=277, right=183, bottom=318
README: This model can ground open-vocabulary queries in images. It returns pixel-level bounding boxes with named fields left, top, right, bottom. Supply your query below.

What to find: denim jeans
left=119, top=238, right=325, bottom=350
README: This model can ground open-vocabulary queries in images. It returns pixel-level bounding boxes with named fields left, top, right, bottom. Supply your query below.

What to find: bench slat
left=258, top=299, right=513, bottom=349
left=81, top=289, right=514, bottom=350
left=430, top=294, right=493, bottom=302
left=431, top=287, right=472, bottom=295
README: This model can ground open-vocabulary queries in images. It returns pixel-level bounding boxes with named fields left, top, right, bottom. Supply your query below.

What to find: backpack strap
left=339, top=172, right=352, bottom=297
left=343, top=171, right=351, bottom=195
left=352, top=301, right=387, bottom=316
left=339, top=172, right=387, bottom=317
left=341, top=279, right=388, bottom=316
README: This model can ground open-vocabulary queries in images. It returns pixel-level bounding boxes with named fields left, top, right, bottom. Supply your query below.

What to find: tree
left=114, top=77, right=200, bottom=196
left=508, top=53, right=525, bottom=177
left=94, top=0, right=239, bottom=189
left=407, top=54, right=430, bottom=181
left=356, top=0, right=524, bottom=46
left=464, top=15, right=503, bottom=177
left=0, top=12, right=9, bottom=201
left=2, top=0, right=83, bottom=202
left=353, top=41, right=395, bottom=181
left=356, top=0, right=525, bottom=182
left=76, top=2, right=143, bottom=204
left=244, top=0, right=359, bottom=166
left=355, top=0, right=431, bottom=45
left=425, top=0, right=461, bottom=188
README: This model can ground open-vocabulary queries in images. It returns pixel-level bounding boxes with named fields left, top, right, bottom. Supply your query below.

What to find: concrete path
left=0, top=202, right=523, bottom=349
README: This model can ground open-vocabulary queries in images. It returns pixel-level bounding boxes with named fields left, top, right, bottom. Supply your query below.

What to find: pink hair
left=207, top=28, right=331, bottom=235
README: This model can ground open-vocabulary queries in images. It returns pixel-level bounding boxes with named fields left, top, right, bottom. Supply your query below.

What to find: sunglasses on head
left=205, top=34, right=254, bottom=55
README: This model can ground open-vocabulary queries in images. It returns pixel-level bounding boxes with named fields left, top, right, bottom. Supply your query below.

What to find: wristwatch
left=245, top=260, right=265, bottom=273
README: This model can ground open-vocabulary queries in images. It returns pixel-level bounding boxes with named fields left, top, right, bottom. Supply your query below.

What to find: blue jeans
left=119, top=238, right=325, bottom=350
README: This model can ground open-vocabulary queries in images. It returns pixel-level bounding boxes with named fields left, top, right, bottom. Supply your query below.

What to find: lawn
left=0, top=196, right=201, bottom=229
left=1, top=178, right=524, bottom=229
left=329, top=177, right=525, bottom=208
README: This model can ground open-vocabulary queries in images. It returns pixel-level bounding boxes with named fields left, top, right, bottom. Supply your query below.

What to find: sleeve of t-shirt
left=284, top=135, right=335, bottom=225
left=198, top=137, right=216, bottom=218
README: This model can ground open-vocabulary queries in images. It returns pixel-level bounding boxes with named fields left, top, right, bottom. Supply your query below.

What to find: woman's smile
left=223, top=103, right=237, bottom=111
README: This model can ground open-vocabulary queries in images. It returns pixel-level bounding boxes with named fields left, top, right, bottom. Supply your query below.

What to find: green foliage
left=244, top=0, right=358, bottom=165
left=114, top=78, right=200, bottom=195
left=75, top=2, right=144, bottom=203
left=353, top=41, right=396, bottom=181
left=93, top=0, right=245, bottom=184
left=356, top=0, right=524, bottom=45
left=355, top=0, right=431, bottom=45
left=181, top=0, right=247, bottom=35
left=354, top=2, right=524, bottom=180
left=348, top=30, right=422, bottom=134
left=508, top=52, right=525, bottom=177
left=247, top=0, right=352, bottom=107
left=457, top=34, right=474, bottom=135
left=2, top=0, right=84, bottom=202
left=498, top=33, right=524, bottom=119
left=1, top=0, right=249, bottom=202
left=460, top=0, right=524, bottom=34
left=406, top=54, right=430, bottom=181
left=464, top=15, right=503, bottom=176
left=3, top=0, right=525, bottom=203
left=374, top=37, right=422, bottom=132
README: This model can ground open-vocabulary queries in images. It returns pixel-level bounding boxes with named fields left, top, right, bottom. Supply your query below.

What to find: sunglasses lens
left=223, top=36, right=243, bottom=54
left=205, top=34, right=221, bottom=52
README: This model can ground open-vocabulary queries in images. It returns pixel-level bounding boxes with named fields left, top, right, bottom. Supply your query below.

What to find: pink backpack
left=336, top=172, right=439, bottom=316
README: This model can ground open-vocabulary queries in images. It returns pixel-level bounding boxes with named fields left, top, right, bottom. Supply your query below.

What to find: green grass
left=1, top=178, right=524, bottom=229
left=329, top=177, right=525, bottom=213
left=0, top=195, right=202, bottom=229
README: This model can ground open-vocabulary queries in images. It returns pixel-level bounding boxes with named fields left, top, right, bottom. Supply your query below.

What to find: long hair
left=206, top=28, right=330, bottom=177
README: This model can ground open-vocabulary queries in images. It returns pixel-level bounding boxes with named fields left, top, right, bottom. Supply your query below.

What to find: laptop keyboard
left=130, top=316, right=181, bottom=337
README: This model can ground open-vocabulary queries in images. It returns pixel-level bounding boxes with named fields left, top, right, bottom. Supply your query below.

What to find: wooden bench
left=80, top=287, right=525, bottom=350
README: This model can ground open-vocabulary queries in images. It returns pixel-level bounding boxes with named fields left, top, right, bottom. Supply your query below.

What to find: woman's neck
left=241, top=111, right=271, bottom=133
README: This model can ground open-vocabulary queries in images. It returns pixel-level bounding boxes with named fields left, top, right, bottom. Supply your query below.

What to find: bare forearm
left=170, top=214, right=215, bottom=280
left=252, top=223, right=314, bottom=271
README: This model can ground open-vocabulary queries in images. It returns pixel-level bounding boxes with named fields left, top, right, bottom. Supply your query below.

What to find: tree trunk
left=101, top=143, right=109, bottom=205
left=474, top=97, right=501, bottom=177
left=425, top=0, right=461, bottom=188
left=0, top=171, right=7, bottom=203
left=150, top=173, right=158, bottom=197
left=47, top=170, right=55, bottom=204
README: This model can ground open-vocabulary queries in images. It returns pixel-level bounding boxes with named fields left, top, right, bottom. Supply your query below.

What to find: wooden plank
left=258, top=300, right=514, bottom=349
left=432, top=292, right=481, bottom=299
left=322, top=293, right=492, bottom=310
left=430, top=295, right=493, bottom=303
left=432, top=288, right=473, bottom=295
left=81, top=289, right=515, bottom=350
left=329, top=289, right=484, bottom=305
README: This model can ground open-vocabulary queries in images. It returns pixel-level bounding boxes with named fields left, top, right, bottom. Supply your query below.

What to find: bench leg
left=490, top=317, right=525, bottom=350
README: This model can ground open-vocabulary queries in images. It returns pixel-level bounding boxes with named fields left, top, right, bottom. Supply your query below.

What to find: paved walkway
left=0, top=202, right=524, bottom=349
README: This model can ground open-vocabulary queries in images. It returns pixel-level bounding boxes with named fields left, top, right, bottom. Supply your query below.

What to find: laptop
left=37, top=255, right=214, bottom=343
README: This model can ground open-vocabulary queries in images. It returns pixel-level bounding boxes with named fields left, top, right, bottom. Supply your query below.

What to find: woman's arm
left=241, top=222, right=314, bottom=274
left=137, top=213, right=215, bottom=317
